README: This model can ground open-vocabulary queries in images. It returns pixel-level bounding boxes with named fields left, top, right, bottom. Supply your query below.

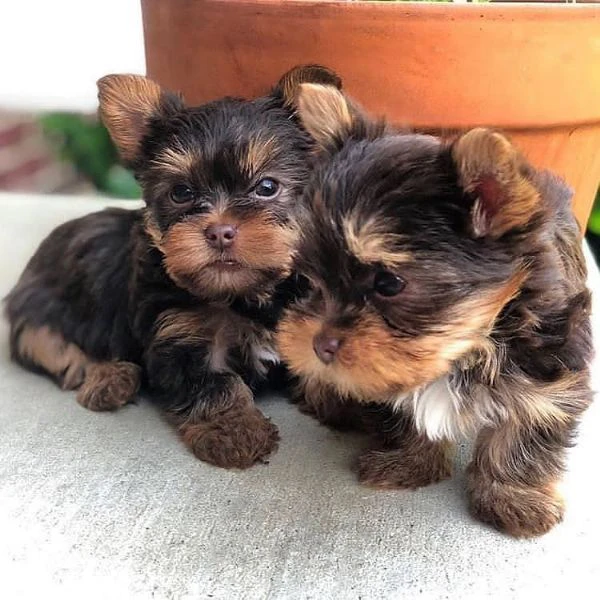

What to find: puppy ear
left=452, top=128, right=541, bottom=239
left=274, top=64, right=342, bottom=108
left=296, top=83, right=353, bottom=149
left=97, top=74, right=182, bottom=163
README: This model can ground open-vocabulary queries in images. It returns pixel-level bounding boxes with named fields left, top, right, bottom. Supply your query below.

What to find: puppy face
left=97, top=66, right=341, bottom=299
left=138, top=99, right=307, bottom=299
left=278, top=85, right=542, bottom=401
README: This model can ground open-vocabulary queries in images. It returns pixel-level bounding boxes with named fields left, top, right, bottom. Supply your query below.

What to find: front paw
left=180, top=407, right=280, bottom=469
left=467, top=478, right=564, bottom=538
left=296, top=394, right=366, bottom=432
left=77, top=361, right=141, bottom=411
left=358, top=446, right=452, bottom=489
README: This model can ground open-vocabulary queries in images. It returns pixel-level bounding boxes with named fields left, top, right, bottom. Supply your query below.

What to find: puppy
left=277, top=83, right=593, bottom=537
left=4, top=65, right=342, bottom=469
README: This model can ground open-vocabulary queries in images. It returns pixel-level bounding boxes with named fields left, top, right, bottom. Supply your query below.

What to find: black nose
left=313, top=332, right=341, bottom=365
left=205, top=224, right=237, bottom=250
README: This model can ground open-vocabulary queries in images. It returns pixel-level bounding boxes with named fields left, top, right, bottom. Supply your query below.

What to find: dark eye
left=170, top=184, right=195, bottom=204
left=254, top=178, right=280, bottom=198
left=295, top=273, right=312, bottom=299
left=373, top=271, right=406, bottom=297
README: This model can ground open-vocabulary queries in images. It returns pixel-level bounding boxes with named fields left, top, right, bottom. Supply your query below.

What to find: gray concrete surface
left=1, top=192, right=599, bottom=600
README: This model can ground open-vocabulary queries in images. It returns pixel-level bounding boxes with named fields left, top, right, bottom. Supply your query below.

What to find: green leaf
left=588, top=188, right=600, bottom=234
left=39, top=112, right=142, bottom=199
left=101, top=165, right=142, bottom=199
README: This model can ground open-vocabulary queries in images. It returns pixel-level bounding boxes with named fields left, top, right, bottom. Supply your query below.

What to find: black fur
left=277, top=87, right=593, bottom=536
left=4, top=66, right=338, bottom=469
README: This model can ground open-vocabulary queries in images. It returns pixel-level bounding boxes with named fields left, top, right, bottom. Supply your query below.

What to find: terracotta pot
left=142, top=0, right=600, bottom=227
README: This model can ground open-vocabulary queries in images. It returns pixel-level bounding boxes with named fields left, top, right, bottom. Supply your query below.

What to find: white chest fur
left=393, top=377, right=464, bottom=442
left=253, top=345, right=281, bottom=367
left=250, top=342, right=281, bottom=378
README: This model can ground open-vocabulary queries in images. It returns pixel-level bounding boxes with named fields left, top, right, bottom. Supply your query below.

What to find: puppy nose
left=205, top=224, right=237, bottom=249
left=313, top=333, right=341, bottom=365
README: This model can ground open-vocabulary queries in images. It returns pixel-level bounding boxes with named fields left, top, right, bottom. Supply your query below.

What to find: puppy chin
left=153, top=214, right=296, bottom=300
left=174, top=263, right=284, bottom=299
left=288, top=354, right=406, bottom=402
left=300, top=364, right=374, bottom=401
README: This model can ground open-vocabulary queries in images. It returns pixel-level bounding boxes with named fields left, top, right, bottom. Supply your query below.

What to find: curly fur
left=4, top=66, right=341, bottom=470
left=277, top=84, right=593, bottom=536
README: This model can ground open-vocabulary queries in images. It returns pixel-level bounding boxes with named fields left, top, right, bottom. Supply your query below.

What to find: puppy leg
left=294, top=379, right=370, bottom=432
left=76, top=362, right=141, bottom=411
left=466, top=421, right=572, bottom=538
left=146, top=335, right=278, bottom=469
left=358, top=410, right=454, bottom=488
left=466, top=372, right=593, bottom=538
left=13, top=324, right=141, bottom=411
left=13, top=324, right=90, bottom=390
left=178, top=373, right=279, bottom=469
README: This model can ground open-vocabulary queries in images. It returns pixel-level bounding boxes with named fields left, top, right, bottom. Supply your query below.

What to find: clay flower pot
left=142, top=0, right=600, bottom=227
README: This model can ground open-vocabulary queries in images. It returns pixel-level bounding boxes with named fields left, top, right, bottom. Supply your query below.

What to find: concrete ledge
left=1, top=193, right=598, bottom=599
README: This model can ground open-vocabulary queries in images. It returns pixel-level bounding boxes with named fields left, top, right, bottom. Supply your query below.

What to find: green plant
left=39, top=113, right=141, bottom=199
left=588, top=188, right=600, bottom=235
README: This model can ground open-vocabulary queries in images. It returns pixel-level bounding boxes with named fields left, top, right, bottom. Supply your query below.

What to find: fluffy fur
left=4, top=65, right=342, bottom=469
left=277, top=84, right=593, bottom=537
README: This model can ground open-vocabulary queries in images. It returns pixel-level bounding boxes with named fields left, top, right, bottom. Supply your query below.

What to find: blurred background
left=1, top=0, right=599, bottom=260
left=0, top=0, right=144, bottom=199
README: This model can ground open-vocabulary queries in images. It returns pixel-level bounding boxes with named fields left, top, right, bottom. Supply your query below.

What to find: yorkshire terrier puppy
left=277, top=83, right=593, bottom=537
left=4, top=65, right=342, bottom=469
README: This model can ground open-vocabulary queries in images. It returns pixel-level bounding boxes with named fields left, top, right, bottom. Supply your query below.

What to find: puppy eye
left=373, top=270, right=406, bottom=297
left=253, top=178, right=280, bottom=198
left=170, top=184, right=195, bottom=204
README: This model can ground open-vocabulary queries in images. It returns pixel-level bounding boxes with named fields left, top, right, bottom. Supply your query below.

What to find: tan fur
left=495, top=371, right=591, bottom=431
left=467, top=458, right=565, bottom=538
left=463, top=370, right=590, bottom=538
left=452, top=129, right=541, bottom=238
left=160, top=212, right=297, bottom=298
left=428, top=368, right=591, bottom=448
left=151, top=146, right=198, bottom=176
left=359, top=440, right=454, bottom=490
left=154, top=309, right=214, bottom=344
left=180, top=404, right=279, bottom=469
left=278, top=272, right=526, bottom=401
left=343, top=215, right=411, bottom=268
left=97, top=74, right=165, bottom=162
left=17, top=325, right=90, bottom=390
left=155, top=307, right=278, bottom=379
left=277, top=65, right=342, bottom=108
left=143, top=211, right=165, bottom=251
left=172, top=373, right=280, bottom=469
left=15, top=326, right=140, bottom=412
left=234, top=216, right=297, bottom=269
left=242, top=137, right=279, bottom=176
left=296, top=83, right=352, bottom=148
left=77, top=361, right=141, bottom=411
left=294, top=378, right=370, bottom=432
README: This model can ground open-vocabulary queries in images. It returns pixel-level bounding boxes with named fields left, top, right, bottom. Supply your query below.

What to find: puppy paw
left=467, top=479, right=564, bottom=538
left=297, top=395, right=366, bottom=432
left=58, top=361, right=87, bottom=390
left=77, top=361, right=141, bottom=411
left=358, top=446, right=452, bottom=489
left=181, top=407, right=280, bottom=469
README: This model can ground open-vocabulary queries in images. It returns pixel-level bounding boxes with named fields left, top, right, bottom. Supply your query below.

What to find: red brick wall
left=0, top=112, right=79, bottom=193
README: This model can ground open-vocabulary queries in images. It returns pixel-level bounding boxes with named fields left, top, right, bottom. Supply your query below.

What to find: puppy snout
left=313, top=332, right=341, bottom=365
left=205, top=224, right=237, bottom=250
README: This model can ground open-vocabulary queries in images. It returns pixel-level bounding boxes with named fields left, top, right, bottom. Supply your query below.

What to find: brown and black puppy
left=277, top=84, right=593, bottom=537
left=4, top=65, right=342, bottom=469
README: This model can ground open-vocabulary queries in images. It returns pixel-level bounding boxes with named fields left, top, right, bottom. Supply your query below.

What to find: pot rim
left=193, top=0, right=600, bottom=14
